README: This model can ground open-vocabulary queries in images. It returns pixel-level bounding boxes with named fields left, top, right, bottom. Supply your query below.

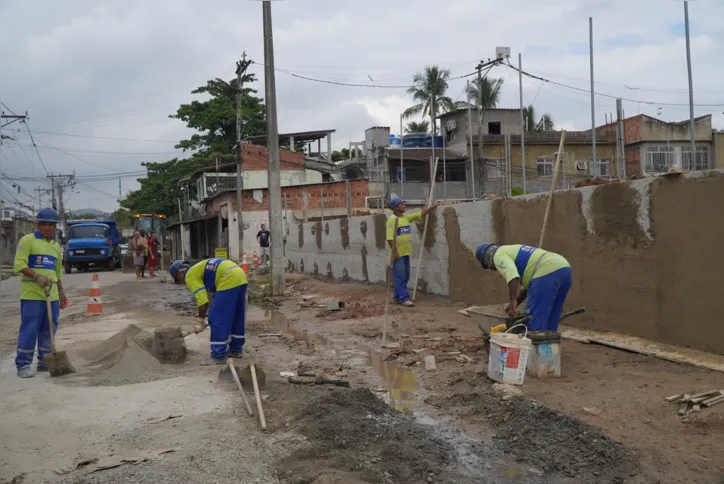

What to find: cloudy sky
left=1, top=0, right=723, bottom=213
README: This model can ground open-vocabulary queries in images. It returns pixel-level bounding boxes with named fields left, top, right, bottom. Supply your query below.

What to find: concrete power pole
left=684, top=1, right=697, bottom=166
left=589, top=17, right=597, bottom=170
left=235, top=52, right=252, bottom=261
left=262, top=0, right=284, bottom=295
left=476, top=64, right=485, bottom=198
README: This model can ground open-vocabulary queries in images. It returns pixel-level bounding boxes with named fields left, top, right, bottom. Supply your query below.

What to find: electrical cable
left=20, top=121, right=49, bottom=175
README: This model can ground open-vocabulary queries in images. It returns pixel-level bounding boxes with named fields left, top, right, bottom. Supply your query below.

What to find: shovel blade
left=45, top=351, right=76, bottom=377
left=217, top=365, right=236, bottom=383
left=217, top=363, right=264, bottom=389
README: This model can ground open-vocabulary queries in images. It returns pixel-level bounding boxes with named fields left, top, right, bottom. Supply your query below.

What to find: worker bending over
left=13, top=208, right=68, bottom=378
left=386, top=196, right=438, bottom=307
left=170, top=258, right=248, bottom=365
left=475, top=243, right=571, bottom=332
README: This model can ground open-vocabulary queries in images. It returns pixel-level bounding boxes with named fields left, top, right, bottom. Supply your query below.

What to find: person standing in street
left=13, top=208, right=68, bottom=378
left=386, top=197, right=438, bottom=307
left=169, top=258, right=248, bottom=365
left=138, top=231, right=148, bottom=278
left=131, top=231, right=144, bottom=280
left=147, top=233, right=159, bottom=279
left=256, top=224, right=271, bottom=263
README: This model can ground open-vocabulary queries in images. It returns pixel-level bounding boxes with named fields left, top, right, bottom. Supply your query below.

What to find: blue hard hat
left=389, top=196, right=404, bottom=210
left=36, top=207, right=59, bottom=223
left=475, top=242, right=498, bottom=268
left=169, top=260, right=189, bottom=284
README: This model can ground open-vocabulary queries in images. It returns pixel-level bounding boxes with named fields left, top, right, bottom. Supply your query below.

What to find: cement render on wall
left=287, top=170, right=724, bottom=355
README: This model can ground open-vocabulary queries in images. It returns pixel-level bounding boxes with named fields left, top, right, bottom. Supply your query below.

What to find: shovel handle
left=250, top=363, right=267, bottom=430
left=46, top=295, right=56, bottom=353
left=227, top=358, right=254, bottom=417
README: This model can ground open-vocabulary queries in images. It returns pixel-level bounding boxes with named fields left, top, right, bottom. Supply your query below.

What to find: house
left=593, top=114, right=721, bottom=175
left=438, top=108, right=523, bottom=154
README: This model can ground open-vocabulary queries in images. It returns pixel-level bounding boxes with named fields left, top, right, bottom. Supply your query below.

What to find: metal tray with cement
left=465, top=304, right=510, bottom=335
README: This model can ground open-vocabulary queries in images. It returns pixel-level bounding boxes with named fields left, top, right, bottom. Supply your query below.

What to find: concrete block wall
left=287, top=170, right=724, bottom=355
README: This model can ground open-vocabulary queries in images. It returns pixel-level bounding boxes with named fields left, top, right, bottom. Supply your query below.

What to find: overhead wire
left=20, top=120, right=50, bottom=175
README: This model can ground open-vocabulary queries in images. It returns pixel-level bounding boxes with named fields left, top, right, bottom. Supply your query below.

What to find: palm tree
left=403, top=65, right=456, bottom=135
left=463, top=77, right=504, bottom=109
left=404, top=121, right=430, bottom=134
left=522, top=104, right=555, bottom=132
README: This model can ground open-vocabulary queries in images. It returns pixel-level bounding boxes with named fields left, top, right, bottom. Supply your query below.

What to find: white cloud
left=1, top=0, right=722, bottom=212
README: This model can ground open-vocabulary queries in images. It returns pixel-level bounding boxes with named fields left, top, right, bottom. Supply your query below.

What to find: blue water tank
left=389, top=134, right=401, bottom=146
left=402, top=133, right=426, bottom=148
left=425, top=136, right=443, bottom=147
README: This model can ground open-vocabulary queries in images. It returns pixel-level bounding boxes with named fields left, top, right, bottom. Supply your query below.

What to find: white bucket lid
left=490, top=332, right=533, bottom=349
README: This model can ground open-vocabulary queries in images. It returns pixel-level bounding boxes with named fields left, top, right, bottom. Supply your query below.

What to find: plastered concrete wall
left=288, top=170, right=724, bottom=355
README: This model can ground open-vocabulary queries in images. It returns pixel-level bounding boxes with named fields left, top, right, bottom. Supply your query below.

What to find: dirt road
left=0, top=271, right=722, bottom=483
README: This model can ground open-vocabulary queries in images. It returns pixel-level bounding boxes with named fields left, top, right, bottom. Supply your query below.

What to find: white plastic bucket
left=488, top=330, right=533, bottom=386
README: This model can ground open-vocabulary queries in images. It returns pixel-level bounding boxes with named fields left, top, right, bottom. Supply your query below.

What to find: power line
left=504, top=61, right=724, bottom=108
left=15, top=130, right=179, bottom=143
left=76, top=180, right=121, bottom=199
left=20, top=120, right=50, bottom=175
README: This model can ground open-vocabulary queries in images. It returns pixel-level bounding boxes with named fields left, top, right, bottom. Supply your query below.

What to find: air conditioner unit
left=575, top=161, right=587, bottom=171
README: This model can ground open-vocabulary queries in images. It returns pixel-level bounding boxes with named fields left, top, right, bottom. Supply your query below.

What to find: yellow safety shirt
left=493, top=244, right=570, bottom=290
left=185, top=258, right=247, bottom=307
left=386, top=211, right=422, bottom=257
left=14, top=231, right=63, bottom=301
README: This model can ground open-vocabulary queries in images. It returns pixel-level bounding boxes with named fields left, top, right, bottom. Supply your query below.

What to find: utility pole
left=518, top=53, right=527, bottom=194
left=684, top=1, right=697, bottom=166
left=262, top=0, right=285, bottom=295
left=589, top=17, right=597, bottom=170
left=476, top=62, right=486, bottom=197
left=467, top=80, right=476, bottom=201
left=50, top=173, right=57, bottom=210
left=118, top=176, right=122, bottom=202
left=48, top=173, right=74, bottom=236
left=236, top=51, right=252, bottom=261
left=34, top=187, right=44, bottom=212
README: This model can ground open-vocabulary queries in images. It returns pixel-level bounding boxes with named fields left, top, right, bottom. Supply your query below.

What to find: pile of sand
left=81, top=324, right=170, bottom=387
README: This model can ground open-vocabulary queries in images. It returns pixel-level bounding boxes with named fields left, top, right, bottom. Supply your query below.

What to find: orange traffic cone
left=241, top=252, right=249, bottom=273
left=87, top=274, right=104, bottom=315
left=252, top=250, right=259, bottom=267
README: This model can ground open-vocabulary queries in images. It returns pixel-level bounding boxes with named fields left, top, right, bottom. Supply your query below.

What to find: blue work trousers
left=526, top=267, right=572, bottom=332
left=16, top=299, right=59, bottom=370
left=393, top=255, right=411, bottom=303
left=208, top=284, right=247, bottom=360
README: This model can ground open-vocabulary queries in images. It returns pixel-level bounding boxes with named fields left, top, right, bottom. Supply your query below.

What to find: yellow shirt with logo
left=185, top=258, right=248, bottom=307
left=14, top=232, right=63, bottom=301
left=493, top=244, right=570, bottom=290
left=386, top=211, right=422, bottom=257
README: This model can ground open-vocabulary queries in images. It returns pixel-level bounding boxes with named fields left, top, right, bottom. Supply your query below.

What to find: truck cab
left=64, top=220, right=121, bottom=273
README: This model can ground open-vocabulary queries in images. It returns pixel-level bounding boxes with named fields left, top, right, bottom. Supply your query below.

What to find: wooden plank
left=678, top=403, right=690, bottom=415
left=664, top=393, right=683, bottom=402
left=702, top=394, right=724, bottom=407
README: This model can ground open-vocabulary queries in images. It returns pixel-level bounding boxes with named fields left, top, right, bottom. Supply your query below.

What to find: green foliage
left=403, top=65, right=456, bottom=134
left=523, top=105, right=555, bottom=132
left=405, top=121, right=430, bottom=134
left=110, top=208, right=135, bottom=228
left=511, top=186, right=530, bottom=196
left=331, top=148, right=363, bottom=162
left=121, top=74, right=267, bottom=216
left=462, top=77, right=504, bottom=109
left=71, top=213, right=98, bottom=220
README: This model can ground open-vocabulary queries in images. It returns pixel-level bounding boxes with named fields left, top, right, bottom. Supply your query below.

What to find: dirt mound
left=79, top=324, right=170, bottom=387
left=279, top=388, right=456, bottom=484
left=434, top=391, right=640, bottom=482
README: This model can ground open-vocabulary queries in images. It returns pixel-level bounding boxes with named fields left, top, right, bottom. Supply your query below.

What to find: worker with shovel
left=13, top=208, right=68, bottom=378
left=475, top=243, right=572, bottom=332
left=386, top=196, right=438, bottom=307
left=169, top=258, right=248, bottom=365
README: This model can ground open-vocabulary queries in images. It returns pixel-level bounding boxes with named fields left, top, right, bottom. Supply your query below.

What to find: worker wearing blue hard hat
left=475, top=242, right=572, bottom=332
left=386, top=196, right=438, bottom=307
left=13, top=208, right=68, bottom=378
left=170, top=258, right=248, bottom=365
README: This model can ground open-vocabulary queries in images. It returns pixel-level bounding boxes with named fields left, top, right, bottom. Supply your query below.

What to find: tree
left=522, top=105, right=555, bottom=132
left=121, top=75, right=267, bottom=217
left=404, top=121, right=430, bottom=134
left=331, top=148, right=363, bottom=162
left=463, top=77, right=504, bottom=109
left=403, top=65, right=456, bottom=135
left=171, top=74, right=266, bottom=156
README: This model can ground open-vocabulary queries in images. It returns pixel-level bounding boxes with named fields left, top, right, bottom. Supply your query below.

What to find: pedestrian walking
left=256, top=224, right=271, bottom=263
left=169, top=258, right=248, bottom=365
left=13, top=208, right=68, bottom=378
left=386, top=197, right=438, bottom=307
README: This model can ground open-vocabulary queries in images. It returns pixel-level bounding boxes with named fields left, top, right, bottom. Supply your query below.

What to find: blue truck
left=64, top=220, right=122, bottom=274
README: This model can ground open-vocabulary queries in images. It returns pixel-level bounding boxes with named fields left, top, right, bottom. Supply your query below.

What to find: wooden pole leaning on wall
left=411, top=156, right=440, bottom=302
left=539, top=130, right=567, bottom=249
left=382, top=217, right=399, bottom=347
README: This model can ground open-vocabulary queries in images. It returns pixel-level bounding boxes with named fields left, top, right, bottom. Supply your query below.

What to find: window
left=486, top=160, right=506, bottom=180
left=536, top=157, right=553, bottom=177
left=68, top=226, right=108, bottom=239
left=488, top=122, right=501, bottom=135
left=644, top=145, right=674, bottom=172
left=590, top=158, right=611, bottom=177
left=681, top=145, right=710, bottom=171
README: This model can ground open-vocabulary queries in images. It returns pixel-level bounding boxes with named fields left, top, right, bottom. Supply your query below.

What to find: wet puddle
left=247, top=308, right=418, bottom=414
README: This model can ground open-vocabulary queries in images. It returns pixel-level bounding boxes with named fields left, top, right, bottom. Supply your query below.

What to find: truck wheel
left=65, top=263, right=72, bottom=275
left=107, top=258, right=116, bottom=271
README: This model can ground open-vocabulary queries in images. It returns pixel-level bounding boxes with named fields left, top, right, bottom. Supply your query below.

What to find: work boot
left=37, top=364, right=48, bottom=372
left=227, top=352, right=243, bottom=359
left=401, top=300, right=414, bottom=307
left=199, top=358, right=226, bottom=366
left=17, top=367, right=34, bottom=378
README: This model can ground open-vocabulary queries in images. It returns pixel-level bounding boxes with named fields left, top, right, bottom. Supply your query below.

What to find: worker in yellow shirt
left=386, top=196, right=437, bottom=307
left=169, top=258, right=248, bottom=365
left=13, top=208, right=68, bottom=378
left=475, top=243, right=572, bottom=332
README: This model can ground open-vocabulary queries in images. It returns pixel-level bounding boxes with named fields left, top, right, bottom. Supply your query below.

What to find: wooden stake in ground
left=250, top=363, right=267, bottom=430
left=382, top=217, right=399, bottom=346
left=538, top=130, right=567, bottom=249
left=411, top=156, right=440, bottom=302
left=226, top=358, right=254, bottom=417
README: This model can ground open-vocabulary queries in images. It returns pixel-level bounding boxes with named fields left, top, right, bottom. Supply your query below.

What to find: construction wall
left=286, top=170, right=724, bottom=355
